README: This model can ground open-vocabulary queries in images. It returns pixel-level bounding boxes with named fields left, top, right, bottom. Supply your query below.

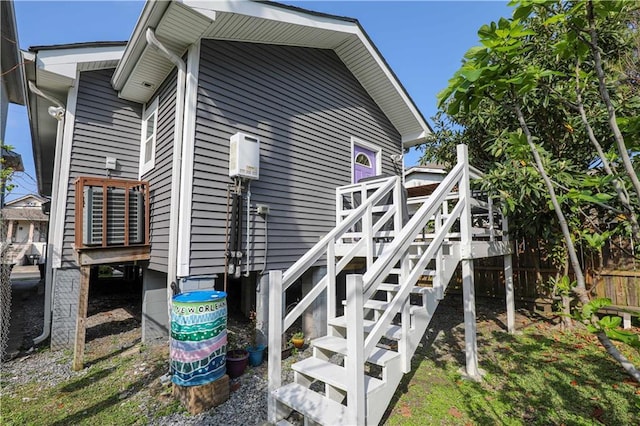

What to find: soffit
left=118, top=2, right=213, bottom=104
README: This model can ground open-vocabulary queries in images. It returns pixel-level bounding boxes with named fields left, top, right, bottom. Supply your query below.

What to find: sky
left=5, top=0, right=513, bottom=201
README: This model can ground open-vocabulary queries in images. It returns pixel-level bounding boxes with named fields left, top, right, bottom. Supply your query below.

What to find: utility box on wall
left=229, top=132, right=260, bottom=180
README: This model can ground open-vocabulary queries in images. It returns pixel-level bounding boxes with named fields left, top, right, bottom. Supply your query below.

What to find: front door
left=353, top=144, right=378, bottom=183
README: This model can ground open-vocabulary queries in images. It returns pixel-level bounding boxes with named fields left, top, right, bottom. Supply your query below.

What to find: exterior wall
left=50, top=267, right=81, bottom=349
left=190, top=40, right=402, bottom=275
left=142, top=268, right=169, bottom=342
left=60, top=68, right=142, bottom=268
left=140, top=69, right=177, bottom=273
left=52, top=68, right=142, bottom=349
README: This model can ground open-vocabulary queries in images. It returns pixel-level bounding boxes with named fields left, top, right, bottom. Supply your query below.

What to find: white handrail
left=361, top=162, right=464, bottom=300
left=281, top=176, right=398, bottom=289
left=358, top=151, right=469, bottom=360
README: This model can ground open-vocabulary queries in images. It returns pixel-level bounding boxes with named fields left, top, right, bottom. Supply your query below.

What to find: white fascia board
left=354, top=32, right=431, bottom=144
left=401, top=131, right=430, bottom=149
left=51, top=73, right=79, bottom=269
left=180, top=0, right=359, bottom=34
left=176, top=41, right=201, bottom=278
left=36, top=46, right=125, bottom=80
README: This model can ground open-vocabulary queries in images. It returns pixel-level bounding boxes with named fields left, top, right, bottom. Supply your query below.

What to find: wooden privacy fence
left=588, top=269, right=640, bottom=308
left=448, top=237, right=639, bottom=308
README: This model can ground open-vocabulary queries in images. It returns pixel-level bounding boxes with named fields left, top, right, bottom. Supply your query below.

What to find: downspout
left=27, top=81, right=65, bottom=345
left=145, top=29, right=186, bottom=307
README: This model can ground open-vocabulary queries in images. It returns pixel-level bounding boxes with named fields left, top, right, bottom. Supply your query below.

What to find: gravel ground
left=1, top=279, right=538, bottom=425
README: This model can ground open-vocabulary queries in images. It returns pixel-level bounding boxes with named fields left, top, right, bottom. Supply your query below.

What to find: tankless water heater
left=229, top=132, right=260, bottom=180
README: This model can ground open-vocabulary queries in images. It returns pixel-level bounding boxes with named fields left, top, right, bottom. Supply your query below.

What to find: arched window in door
left=355, top=153, right=371, bottom=168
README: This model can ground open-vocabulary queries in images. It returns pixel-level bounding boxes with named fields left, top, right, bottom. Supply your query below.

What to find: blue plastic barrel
left=170, top=290, right=227, bottom=386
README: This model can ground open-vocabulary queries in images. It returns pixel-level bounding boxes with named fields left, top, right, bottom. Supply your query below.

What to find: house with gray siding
left=24, top=0, right=430, bottom=351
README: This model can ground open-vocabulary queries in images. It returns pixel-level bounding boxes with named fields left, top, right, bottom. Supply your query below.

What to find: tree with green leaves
left=431, top=0, right=639, bottom=380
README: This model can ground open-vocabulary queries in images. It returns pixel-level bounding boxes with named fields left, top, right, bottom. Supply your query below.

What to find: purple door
left=353, top=144, right=378, bottom=183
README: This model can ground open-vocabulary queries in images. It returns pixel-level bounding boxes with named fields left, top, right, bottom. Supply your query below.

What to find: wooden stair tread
left=292, top=357, right=385, bottom=394
left=312, top=336, right=400, bottom=367
left=378, top=283, right=400, bottom=292
left=328, top=316, right=402, bottom=341
left=342, top=299, right=389, bottom=310
left=272, top=383, right=354, bottom=425
left=378, top=283, right=435, bottom=294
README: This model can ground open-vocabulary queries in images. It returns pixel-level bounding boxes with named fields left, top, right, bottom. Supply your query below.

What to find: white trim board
left=139, top=97, right=159, bottom=178
left=52, top=73, right=79, bottom=269
left=177, top=41, right=201, bottom=278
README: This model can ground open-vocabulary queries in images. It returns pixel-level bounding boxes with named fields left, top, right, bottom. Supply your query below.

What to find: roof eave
left=111, top=0, right=171, bottom=91
left=1, top=0, right=26, bottom=105
left=114, top=0, right=431, bottom=146
left=25, top=45, right=126, bottom=195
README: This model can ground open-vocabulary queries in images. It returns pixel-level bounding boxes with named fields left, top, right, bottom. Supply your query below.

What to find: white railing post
left=327, top=238, right=337, bottom=332
left=488, top=196, right=495, bottom=242
left=457, top=144, right=481, bottom=380
left=434, top=201, right=444, bottom=299
left=502, top=213, right=515, bottom=333
left=267, top=270, right=283, bottom=423
left=336, top=187, right=343, bottom=233
left=364, top=203, right=373, bottom=268
left=346, top=274, right=365, bottom=425
left=393, top=176, right=403, bottom=238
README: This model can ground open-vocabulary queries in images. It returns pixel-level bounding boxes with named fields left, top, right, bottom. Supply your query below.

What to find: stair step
left=342, top=299, right=388, bottom=310
left=272, top=382, right=354, bottom=426
left=378, top=283, right=434, bottom=294
left=328, top=316, right=402, bottom=341
left=378, top=283, right=400, bottom=292
left=292, top=357, right=385, bottom=394
left=312, top=336, right=400, bottom=367
left=275, top=420, right=294, bottom=426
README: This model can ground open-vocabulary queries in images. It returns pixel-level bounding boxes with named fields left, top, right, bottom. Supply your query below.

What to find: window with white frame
left=139, top=98, right=158, bottom=176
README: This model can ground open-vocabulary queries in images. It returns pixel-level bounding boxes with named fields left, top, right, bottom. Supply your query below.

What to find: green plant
left=575, top=297, right=640, bottom=348
left=291, top=332, right=304, bottom=340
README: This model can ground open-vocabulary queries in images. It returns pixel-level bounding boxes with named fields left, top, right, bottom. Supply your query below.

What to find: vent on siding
left=83, top=187, right=145, bottom=246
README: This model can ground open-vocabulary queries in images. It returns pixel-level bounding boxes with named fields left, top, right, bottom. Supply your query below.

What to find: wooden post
left=72, top=265, right=91, bottom=371
left=267, top=270, right=283, bottom=424
left=346, top=274, right=365, bottom=425
left=503, top=214, right=515, bottom=333
left=457, top=144, right=481, bottom=380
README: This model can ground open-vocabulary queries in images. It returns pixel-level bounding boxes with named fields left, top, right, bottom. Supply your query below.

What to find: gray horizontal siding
left=61, top=68, right=142, bottom=268
left=190, top=40, right=402, bottom=275
left=142, top=68, right=178, bottom=273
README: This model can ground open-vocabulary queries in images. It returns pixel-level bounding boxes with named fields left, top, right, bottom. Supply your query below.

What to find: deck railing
left=74, top=177, right=150, bottom=249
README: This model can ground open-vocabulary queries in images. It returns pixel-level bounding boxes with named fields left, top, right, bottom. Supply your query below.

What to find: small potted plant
left=246, top=310, right=266, bottom=366
left=291, top=331, right=305, bottom=349
left=226, top=331, right=249, bottom=378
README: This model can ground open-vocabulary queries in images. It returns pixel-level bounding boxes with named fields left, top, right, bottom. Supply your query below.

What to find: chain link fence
left=1, top=211, right=12, bottom=360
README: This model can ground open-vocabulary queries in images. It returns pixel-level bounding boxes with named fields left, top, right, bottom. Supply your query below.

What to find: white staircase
left=267, top=145, right=514, bottom=425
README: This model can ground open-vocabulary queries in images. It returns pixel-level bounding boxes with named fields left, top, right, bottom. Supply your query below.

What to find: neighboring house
left=404, top=164, right=447, bottom=197
left=1, top=194, right=49, bottom=265
left=24, top=0, right=430, bottom=350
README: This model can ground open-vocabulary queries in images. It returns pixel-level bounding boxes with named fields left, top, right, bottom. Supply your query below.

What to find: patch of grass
left=386, top=324, right=640, bottom=425
left=1, top=344, right=180, bottom=425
